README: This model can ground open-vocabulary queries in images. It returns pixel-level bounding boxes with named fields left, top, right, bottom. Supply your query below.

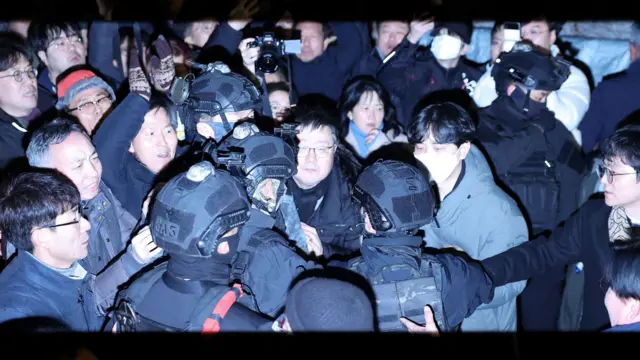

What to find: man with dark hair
left=603, top=241, right=640, bottom=332
left=27, top=22, right=87, bottom=115
left=24, top=118, right=162, bottom=283
left=0, top=170, right=133, bottom=329
left=408, top=102, right=527, bottom=331
left=284, top=106, right=363, bottom=260
left=93, top=42, right=179, bottom=217
left=479, top=123, right=640, bottom=331
left=0, top=32, right=39, bottom=171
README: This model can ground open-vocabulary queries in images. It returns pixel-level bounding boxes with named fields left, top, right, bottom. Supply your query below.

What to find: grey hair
left=631, top=21, right=640, bottom=47
left=26, top=118, right=89, bottom=168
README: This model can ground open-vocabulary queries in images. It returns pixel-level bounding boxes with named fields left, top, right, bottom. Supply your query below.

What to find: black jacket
left=482, top=198, right=613, bottom=331
left=93, top=92, right=155, bottom=217
left=0, top=108, right=29, bottom=172
left=476, top=97, right=587, bottom=232
left=235, top=208, right=318, bottom=317
left=290, top=22, right=368, bottom=102
left=286, top=165, right=362, bottom=259
left=376, top=39, right=482, bottom=127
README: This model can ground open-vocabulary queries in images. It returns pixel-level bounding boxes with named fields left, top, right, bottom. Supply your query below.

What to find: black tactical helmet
left=150, top=161, right=251, bottom=258
left=215, top=122, right=297, bottom=216
left=492, top=41, right=571, bottom=94
left=353, top=160, right=435, bottom=233
left=170, top=62, right=262, bottom=142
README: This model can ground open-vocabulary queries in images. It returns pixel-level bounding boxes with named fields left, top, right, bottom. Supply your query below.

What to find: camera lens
left=257, top=53, right=278, bottom=74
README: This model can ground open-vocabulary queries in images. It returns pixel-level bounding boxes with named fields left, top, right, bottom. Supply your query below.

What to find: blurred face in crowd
left=376, top=21, right=409, bottom=58
left=38, top=30, right=86, bottom=79
left=48, top=132, right=103, bottom=201
left=521, top=21, right=556, bottom=51
left=348, top=91, right=384, bottom=135
left=490, top=24, right=504, bottom=64
left=600, top=156, right=640, bottom=212
left=196, top=109, right=255, bottom=140
left=184, top=20, right=218, bottom=49
left=0, top=54, right=37, bottom=117
left=269, top=90, right=291, bottom=123
left=296, top=22, right=326, bottom=63
left=293, top=124, right=336, bottom=189
left=9, top=21, right=31, bottom=38
left=68, top=87, right=114, bottom=135
left=604, top=287, right=640, bottom=327
left=130, top=107, right=178, bottom=174
left=32, top=206, right=91, bottom=269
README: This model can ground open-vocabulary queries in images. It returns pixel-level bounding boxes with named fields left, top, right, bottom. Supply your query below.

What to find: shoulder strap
left=194, top=283, right=244, bottom=334
left=231, top=229, right=288, bottom=281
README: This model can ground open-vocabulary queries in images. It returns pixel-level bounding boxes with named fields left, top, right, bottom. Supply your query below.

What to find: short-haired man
left=0, top=32, right=39, bottom=171
left=27, top=22, right=87, bottom=116
left=26, top=118, right=162, bottom=282
left=285, top=108, right=363, bottom=259
left=480, top=123, right=640, bottom=331
left=408, top=102, right=528, bottom=331
left=0, top=170, right=133, bottom=329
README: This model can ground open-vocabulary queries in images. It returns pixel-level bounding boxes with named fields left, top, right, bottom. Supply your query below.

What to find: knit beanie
left=56, top=70, right=115, bottom=110
left=285, top=277, right=375, bottom=332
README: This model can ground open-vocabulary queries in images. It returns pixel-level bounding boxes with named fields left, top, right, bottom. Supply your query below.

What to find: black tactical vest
left=348, top=255, right=449, bottom=332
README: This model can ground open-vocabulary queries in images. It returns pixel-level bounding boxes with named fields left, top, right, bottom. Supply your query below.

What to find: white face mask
left=430, top=34, right=463, bottom=61
left=415, top=148, right=461, bottom=184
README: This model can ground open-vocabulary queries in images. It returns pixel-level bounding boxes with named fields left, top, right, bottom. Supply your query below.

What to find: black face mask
left=213, top=233, right=241, bottom=265
left=509, top=86, right=547, bottom=118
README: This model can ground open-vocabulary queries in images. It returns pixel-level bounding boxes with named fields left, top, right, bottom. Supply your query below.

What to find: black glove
left=434, top=253, right=495, bottom=329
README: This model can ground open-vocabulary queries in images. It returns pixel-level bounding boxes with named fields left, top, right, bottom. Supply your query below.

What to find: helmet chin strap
left=220, top=112, right=233, bottom=133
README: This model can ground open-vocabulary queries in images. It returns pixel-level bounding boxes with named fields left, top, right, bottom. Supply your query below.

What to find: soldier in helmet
left=346, top=160, right=495, bottom=332
left=474, top=41, right=588, bottom=331
left=172, top=61, right=263, bottom=145
left=213, top=122, right=320, bottom=317
left=476, top=41, right=587, bottom=235
left=112, top=161, right=270, bottom=332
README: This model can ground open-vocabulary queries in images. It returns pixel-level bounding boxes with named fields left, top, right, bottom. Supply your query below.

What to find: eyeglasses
left=596, top=164, right=637, bottom=184
left=35, top=210, right=82, bottom=231
left=0, top=69, right=36, bottom=83
left=44, top=219, right=80, bottom=229
left=47, top=36, right=83, bottom=50
left=297, top=144, right=336, bottom=158
left=68, top=96, right=113, bottom=114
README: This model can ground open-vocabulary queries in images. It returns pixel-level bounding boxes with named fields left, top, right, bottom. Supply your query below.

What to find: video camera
left=249, top=32, right=301, bottom=74
left=274, top=122, right=299, bottom=152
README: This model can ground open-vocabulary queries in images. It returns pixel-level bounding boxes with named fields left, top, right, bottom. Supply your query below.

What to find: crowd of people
left=2, top=2, right=640, bottom=334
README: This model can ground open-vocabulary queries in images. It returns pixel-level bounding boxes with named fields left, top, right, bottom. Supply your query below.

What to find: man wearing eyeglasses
left=20, top=118, right=163, bottom=305
left=285, top=108, right=363, bottom=260
left=0, top=32, right=39, bottom=171
left=478, top=123, right=640, bottom=331
left=55, top=69, right=115, bottom=135
left=0, top=170, right=138, bottom=330
left=27, top=22, right=87, bottom=118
